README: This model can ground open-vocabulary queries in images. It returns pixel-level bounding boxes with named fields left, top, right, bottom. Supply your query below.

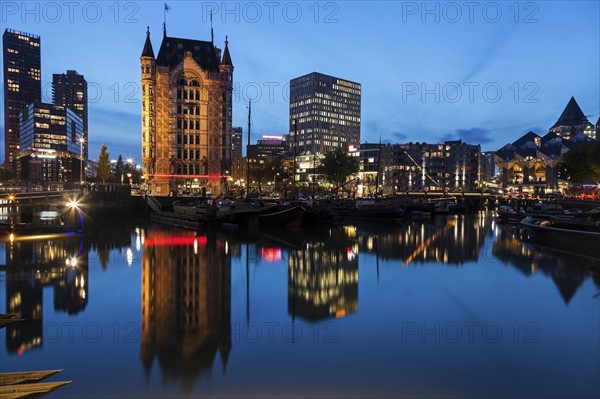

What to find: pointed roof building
left=221, top=36, right=233, bottom=67
left=141, top=27, right=155, bottom=58
left=551, top=97, right=590, bottom=129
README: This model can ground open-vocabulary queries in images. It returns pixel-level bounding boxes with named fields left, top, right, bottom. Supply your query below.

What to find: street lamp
left=79, top=137, right=85, bottom=184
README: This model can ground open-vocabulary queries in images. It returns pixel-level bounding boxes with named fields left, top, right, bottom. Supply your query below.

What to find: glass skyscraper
left=2, top=29, right=41, bottom=171
left=289, top=72, right=361, bottom=156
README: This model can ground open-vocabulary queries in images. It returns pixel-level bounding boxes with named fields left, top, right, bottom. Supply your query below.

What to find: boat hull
left=258, top=205, right=306, bottom=228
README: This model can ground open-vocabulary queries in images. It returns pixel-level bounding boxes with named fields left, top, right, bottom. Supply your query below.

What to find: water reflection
left=3, top=234, right=87, bottom=354
left=493, top=225, right=600, bottom=304
left=287, top=227, right=359, bottom=321
left=140, top=230, right=231, bottom=392
left=1, top=214, right=598, bottom=397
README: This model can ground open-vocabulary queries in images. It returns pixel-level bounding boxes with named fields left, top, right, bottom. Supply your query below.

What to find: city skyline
left=1, top=1, right=599, bottom=163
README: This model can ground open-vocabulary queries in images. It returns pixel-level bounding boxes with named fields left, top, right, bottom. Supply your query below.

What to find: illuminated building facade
left=380, top=140, right=482, bottom=194
left=289, top=72, right=361, bottom=156
left=247, top=135, right=290, bottom=159
left=549, top=97, right=595, bottom=140
left=17, top=103, right=84, bottom=183
left=141, top=230, right=232, bottom=382
left=52, top=70, right=88, bottom=161
left=495, top=97, right=598, bottom=193
left=3, top=29, right=41, bottom=171
left=140, top=27, right=233, bottom=195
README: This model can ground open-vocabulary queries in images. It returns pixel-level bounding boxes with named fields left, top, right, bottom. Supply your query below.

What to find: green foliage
left=96, top=144, right=111, bottom=184
left=316, top=148, right=359, bottom=195
left=559, top=142, right=600, bottom=184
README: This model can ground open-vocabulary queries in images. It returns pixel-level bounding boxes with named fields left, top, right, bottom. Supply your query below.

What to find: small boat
left=257, top=204, right=306, bottom=228
left=497, top=205, right=526, bottom=222
left=520, top=216, right=600, bottom=258
left=0, top=370, right=63, bottom=386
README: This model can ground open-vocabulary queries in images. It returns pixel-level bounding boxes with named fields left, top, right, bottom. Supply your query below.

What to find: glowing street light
left=79, top=137, right=85, bottom=184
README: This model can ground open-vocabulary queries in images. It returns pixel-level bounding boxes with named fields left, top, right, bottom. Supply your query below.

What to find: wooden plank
left=0, top=381, right=71, bottom=397
left=0, top=370, right=63, bottom=386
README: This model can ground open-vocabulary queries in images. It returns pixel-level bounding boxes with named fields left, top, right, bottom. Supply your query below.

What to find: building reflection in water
left=1, top=233, right=88, bottom=355
left=358, top=214, right=493, bottom=266
left=140, top=230, right=231, bottom=392
left=492, top=225, right=600, bottom=304
left=287, top=226, right=359, bottom=322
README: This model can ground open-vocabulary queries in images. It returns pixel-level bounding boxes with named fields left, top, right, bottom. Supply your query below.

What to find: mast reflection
left=140, top=230, right=231, bottom=391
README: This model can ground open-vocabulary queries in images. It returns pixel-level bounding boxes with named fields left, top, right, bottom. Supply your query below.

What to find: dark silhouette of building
left=289, top=72, right=361, bottom=156
left=231, top=127, right=243, bottom=159
left=3, top=29, right=41, bottom=171
left=53, top=70, right=88, bottom=162
left=247, top=135, right=290, bottom=159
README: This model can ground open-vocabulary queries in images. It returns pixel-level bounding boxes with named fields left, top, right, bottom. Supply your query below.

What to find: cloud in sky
left=439, top=128, right=494, bottom=145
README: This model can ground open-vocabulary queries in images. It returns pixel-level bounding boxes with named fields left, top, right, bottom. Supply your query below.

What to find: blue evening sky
left=1, top=1, right=599, bottom=162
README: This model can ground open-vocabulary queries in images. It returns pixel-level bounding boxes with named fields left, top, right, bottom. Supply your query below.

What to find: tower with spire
left=140, top=23, right=233, bottom=195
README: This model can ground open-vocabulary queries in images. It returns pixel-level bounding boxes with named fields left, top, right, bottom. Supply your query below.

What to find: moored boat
left=257, top=204, right=306, bottom=228
left=520, top=216, right=600, bottom=258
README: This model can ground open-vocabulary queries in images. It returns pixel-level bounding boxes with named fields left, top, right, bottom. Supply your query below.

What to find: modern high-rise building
left=17, top=103, right=84, bottom=183
left=289, top=72, right=361, bottom=156
left=2, top=29, right=41, bottom=171
left=231, top=127, right=243, bottom=159
left=140, top=26, right=233, bottom=195
left=53, top=70, right=88, bottom=161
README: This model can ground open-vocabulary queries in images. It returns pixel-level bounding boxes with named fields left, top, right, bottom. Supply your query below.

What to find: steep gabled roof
left=221, top=36, right=232, bottom=67
left=551, top=97, right=590, bottom=129
left=538, top=145, right=562, bottom=158
left=141, top=27, right=155, bottom=58
left=541, top=131, right=560, bottom=145
left=156, top=36, right=220, bottom=72
left=512, top=131, right=540, bottom=149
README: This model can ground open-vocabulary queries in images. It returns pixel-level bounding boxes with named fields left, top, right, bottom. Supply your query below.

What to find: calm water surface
left=1, top=212, right=599, bottom=398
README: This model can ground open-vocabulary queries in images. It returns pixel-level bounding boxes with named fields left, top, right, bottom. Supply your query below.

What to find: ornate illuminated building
left=3, top=29, right=41, bottom=171
left=140, top=26, right=233, bottom=195
left=288, top=227, right=358, bottom=321
left=141, top=230, right=231, bottom=386
left=289, top=72, right=361, bottom=157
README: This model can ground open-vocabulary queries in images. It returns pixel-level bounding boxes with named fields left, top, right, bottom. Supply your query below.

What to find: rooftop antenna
left=163, top=3, right=170, bottom=37
left=210, top=10, right=214, bottom=44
